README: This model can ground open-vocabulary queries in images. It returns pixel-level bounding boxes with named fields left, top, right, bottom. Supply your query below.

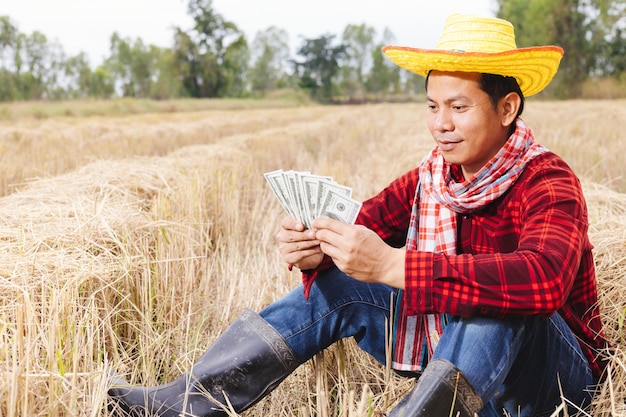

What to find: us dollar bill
left=318, top=188, right=362, bottom=225
left=317, top=179, right=352, bottom=218
left=299, top=173, right=332, bottom=229
left=263, top=169, right=296, bottom=219
left=264, top=169, right=361, bottom=227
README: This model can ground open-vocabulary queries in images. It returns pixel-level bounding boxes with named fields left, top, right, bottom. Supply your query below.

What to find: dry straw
left=584, top=181, right=626, bottom=416
left=0, top=101, right=624, bottom=416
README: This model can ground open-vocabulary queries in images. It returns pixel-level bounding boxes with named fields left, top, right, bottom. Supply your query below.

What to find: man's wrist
left=381, top=247, right=406, bottom=289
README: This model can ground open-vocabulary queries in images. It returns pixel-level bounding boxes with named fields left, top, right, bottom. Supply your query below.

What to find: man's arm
left=403, top=156, right=589, bottom=318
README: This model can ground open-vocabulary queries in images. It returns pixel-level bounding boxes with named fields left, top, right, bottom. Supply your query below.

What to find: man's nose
left=434, top=108, right=454, bottom=132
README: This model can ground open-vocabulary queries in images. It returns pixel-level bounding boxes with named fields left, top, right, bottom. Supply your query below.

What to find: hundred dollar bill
left=283, top=170, right=309, bottom=225
left=318, top=188, right=362, bottom=225
left=300, top=173, right=333, bottom=228
left=263, top=169, right=296, bottom=219
left=264, top=169, right=360, bottom=227
left=316, top=179, right=352, bottom=218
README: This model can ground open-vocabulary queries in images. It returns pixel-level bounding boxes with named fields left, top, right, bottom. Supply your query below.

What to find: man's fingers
left=278, top=229, right=317, bottom=244
left=280, top=239, right=320, bottom=253
left=280, top=216, right=305, bottom=231
left=283, top=247, right=319, bottom=264
left=311, top=217, right=347, bottom=233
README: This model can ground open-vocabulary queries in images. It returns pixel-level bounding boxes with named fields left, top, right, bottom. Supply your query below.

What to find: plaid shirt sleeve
left=403, top=153, right=609, bottom=378
left=355, top=168, right=420, bottom=246
left=403, top=153, right=595, bottom=318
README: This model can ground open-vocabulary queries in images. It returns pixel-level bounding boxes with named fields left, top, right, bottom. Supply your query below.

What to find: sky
left=2, top=0, right=497, bottom=66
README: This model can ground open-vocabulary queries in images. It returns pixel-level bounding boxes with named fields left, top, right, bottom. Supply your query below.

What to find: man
left=108, top=14, right=608, bottom=417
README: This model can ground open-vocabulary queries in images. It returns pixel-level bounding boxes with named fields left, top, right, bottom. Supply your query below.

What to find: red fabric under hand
left=302, top=270, right=318, bottom=299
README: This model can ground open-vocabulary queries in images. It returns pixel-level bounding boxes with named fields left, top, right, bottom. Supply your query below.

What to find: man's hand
left=311, top=217, right=405, bottom=289
left=276, top=216, right=324, bottom=271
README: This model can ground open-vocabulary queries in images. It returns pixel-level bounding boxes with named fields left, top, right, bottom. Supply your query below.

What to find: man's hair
left=478, top=73, right=525, bottom=118
left=425, top=72, right=525, bottom=119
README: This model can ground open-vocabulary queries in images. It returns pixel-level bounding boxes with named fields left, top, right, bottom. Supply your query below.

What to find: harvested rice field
left=0, top=99, right=625, bottom=416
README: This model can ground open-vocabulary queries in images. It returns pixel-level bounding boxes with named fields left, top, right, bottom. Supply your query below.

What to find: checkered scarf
left=393, top=118, right=548, bottom=371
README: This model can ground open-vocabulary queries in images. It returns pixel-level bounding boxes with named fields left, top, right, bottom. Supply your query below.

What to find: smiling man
left=109, top=14, right=609, bottom=417
left=427, top=72, right=521, bottom=179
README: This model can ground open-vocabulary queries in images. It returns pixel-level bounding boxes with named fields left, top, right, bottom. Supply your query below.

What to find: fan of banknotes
left=264, top=169, right=362, bottom=229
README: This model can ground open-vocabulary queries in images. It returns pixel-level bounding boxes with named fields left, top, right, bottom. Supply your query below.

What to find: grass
left=0, top=99, right=624, bottom=416
left=0, top=90, right=313, bottom=122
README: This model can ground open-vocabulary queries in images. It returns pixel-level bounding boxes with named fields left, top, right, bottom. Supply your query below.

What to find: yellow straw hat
left=382, top=14, right=564, bottom=97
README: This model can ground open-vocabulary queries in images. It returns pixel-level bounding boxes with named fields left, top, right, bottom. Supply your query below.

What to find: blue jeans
left=259, top=266, right=597, bottom=416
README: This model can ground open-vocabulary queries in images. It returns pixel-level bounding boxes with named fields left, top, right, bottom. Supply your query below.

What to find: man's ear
left=500, top=92, right=521, bottom=127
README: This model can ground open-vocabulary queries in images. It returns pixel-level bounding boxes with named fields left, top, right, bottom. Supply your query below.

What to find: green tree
left=172, top=28, right=203, bottom=98
left=496, top=0, right=585, bottom=97
left=13, top=30, right=66, bottom=100
left=0, top=17, right=70, bottom=100
left=53, top=52, right=90, bottom=99
left=105, top=34, right=179, bottom=99
left=0, top=16, right=20, bottom=100
left=106, top=33, right=155, bottom=98
left=61, top=52, right=114, bottom=99
left=17, top=31, right=51, bottom=99
left=173, top=0, right=248, bottom=98
left=340, top=23, right=376, bottom=102
left=292, top=34, right=346, bottom=102
left=0, top=14, right=117, bottom=100
left=89, top=66, right=116, bottom=98
left=585, top=0, right=626, bottom=76
left=249, top=26, right=290, bottom=94
left=0, top=16, right=17, bottom=62
left=220, top=35, right=249, bottom=97
left=366, top=28, right=402, bottom=100
left=498, top=0, right=556, bottom=46
left=149, top=47, right=183, bottom=99
left=599, top=27, right=626, bottom=75
left=552, top=0, right=591, bottom=97
left=496, top=0, right=626, bottom=97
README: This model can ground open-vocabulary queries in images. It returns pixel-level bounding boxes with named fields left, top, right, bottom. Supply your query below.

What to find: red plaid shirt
left=303, top=151, right=608, bottom=379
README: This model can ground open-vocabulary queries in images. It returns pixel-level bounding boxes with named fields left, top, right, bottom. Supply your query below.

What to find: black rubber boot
left=108, top=308, right=300, bottom=416
left=387, top=359, right=483, bottom=417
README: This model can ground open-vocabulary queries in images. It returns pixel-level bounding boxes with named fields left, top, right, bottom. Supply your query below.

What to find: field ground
left=0, top=99, right=624, bottom=416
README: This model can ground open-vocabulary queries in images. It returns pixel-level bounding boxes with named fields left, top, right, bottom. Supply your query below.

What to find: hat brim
left=382, top=45, right=564, bottom=97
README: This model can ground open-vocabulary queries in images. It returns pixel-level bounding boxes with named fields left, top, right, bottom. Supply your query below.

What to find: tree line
left=0, top=0, right=624, bottom=103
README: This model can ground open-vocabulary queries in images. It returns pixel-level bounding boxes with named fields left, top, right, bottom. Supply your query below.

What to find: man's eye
left=452, top=105, right=468, bottom=111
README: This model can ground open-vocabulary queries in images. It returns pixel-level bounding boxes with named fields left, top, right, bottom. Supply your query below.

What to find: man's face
left=426, top=71, right=512, bottom=179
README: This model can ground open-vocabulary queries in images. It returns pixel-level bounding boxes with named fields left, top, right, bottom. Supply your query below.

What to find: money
left=264, top=169, right=362, bottom=228
left=318, top=188, right=361, bottom=225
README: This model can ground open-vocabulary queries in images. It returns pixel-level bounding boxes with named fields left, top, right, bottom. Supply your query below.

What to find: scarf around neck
left=408, top=117, right=548, bottom=254
left=393, top=118, right=548, bottom=371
